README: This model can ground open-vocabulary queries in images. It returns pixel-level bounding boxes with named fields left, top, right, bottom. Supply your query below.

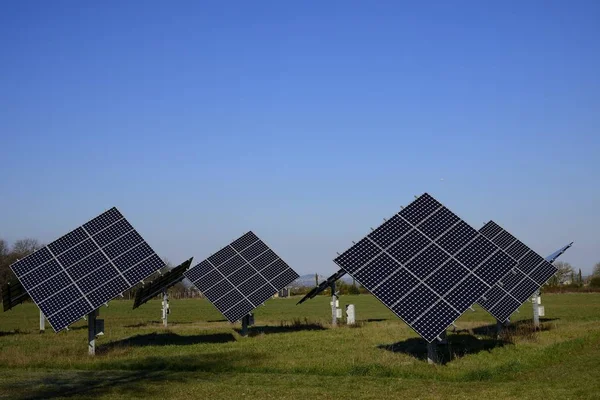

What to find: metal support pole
left=330, top=281, right=337, bottom=327
left=241, top=314, right=249, bottom=337
left=88, top=310, right=97, bottom=356
left=162, top=290, right=169, bottom=328
left=39, top=310, right=45, bottom=333
left=496, top=319, right=503, bottom=337
left=532, top=290, right=540, bottom=329
left=439, top=330, right=448, bottom=345
left=427, top=342, right=438, bottom=364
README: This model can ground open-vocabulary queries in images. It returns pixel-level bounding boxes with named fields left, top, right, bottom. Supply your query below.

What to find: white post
left=162, top=290, right=169, bottom=328
left=532, top=290, right=540, bottom=329
left=39, top=310, right=45, bottom=333
left=330, top=281, right=337, bottom=327
left=88, top=310, right=97, bottom=356
left=346, top=304, right=355, bottom=325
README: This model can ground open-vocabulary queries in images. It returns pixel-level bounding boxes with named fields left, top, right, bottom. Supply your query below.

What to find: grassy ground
left=0, top=293, right=599, bottom=399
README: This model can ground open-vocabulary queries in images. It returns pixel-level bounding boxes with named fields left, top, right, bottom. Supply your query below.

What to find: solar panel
left=184, top=231, right=299, bottom=322
left=297, top=269, right=347, bottom=305
left=10, top=207, right=165, bottom=331
left=133, top=257, right=194, bottom=309
left=545, top=242, right=574, bottom=263
left=333, top=193, right=517, bottom=342
left=2, top=281, right=29, bottom=311
left=477, top=221, right=561, bottom=322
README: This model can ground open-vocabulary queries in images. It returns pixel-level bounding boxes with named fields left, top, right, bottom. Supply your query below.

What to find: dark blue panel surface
left=404, top=244, right=449, bottom=280
left=230, top=231, right=260, bottom=252
left=477, top=221, right=558, bottom=322
left=83, top=207, right=123, bottom=235
left=183, top=232, right=299, bottom=323
left=48, top=228, right=88, bottom=256
left=398, top=193, right=441, bottom=225
left=93, top=218, right=134, bottom=247
left=240, top=240, right=269, bottom=261
left=367, top=215, right=412, bottom=249
left=412, top=301, right=460, bottom=342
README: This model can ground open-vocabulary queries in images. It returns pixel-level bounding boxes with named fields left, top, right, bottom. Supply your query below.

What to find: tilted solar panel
left=10, top=207, right=165, bottom=331
left=477, top=221, right=560, bottom=322
left=133, top=257, right=194, bottom=309
left=545, top=242, right=574, bottom=263
left=184, top=231, right=299, bottom=322
left=2, top=281, right=29, bottom=312
left=334, top=193, right=517, bottom=342
left=297, top=269, right=347, bottom=305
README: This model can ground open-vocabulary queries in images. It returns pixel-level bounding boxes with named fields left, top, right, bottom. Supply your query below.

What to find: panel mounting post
left=241, top=314, right=250, bottom=337
left=88, top=309, right=97, bottom=356
left=532, top=290, right=540, bottom=329
left=330, top=281, right=337, bottom=327
left=427, top=342, right=438, bottom=364
left=39, top=310, right=45, bottom=333
left=162, top=289, right=169, bottom=328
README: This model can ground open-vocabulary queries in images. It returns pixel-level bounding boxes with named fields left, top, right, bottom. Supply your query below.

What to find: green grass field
left=1, top=293, right=599, bottom=399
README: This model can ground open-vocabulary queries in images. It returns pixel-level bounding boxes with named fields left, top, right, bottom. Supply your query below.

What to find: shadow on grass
left=3, top=352, right=262, bottom=399
left=98, top=332, right=235, bottom=354
left=471, top=318, right=558, bottom=337
left=236, top=318, right=326, bottom=337
left=123, top=321, right=194, bottom=328
left=362, top=318, right=390, bottom=323
left=379, top=333, right=509, bottom=365
left=0, top=329, right=26, bottom=337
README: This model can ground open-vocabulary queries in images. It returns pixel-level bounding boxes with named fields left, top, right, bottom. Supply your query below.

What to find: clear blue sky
left=1, top=1, right=598, bottom=275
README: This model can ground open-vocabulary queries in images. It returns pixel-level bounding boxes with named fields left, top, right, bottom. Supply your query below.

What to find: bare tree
left=548, top=261, right=574, bottom=286
left=12, top=238, right=42, bottom=258
left=593, top=262, right=600, bottom=277
left=0, top=238, right=43, bottom=288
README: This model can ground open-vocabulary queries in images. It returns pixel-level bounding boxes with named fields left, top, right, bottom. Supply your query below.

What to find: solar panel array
left=477, top=221, right=559, bottom=322
left=2, top=281, right=29, bottom=312
left=297, top=269, right=347, bottom=305
left=184, top=231, right=299, bottom=323
left=10, top=207, right=165, bottom=331
left=334, top=193, right=518, bottom=342
left=133, top=257, right=194, bottom=309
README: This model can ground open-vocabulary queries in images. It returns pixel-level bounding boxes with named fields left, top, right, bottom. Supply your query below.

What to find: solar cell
left=477, top=221, right=560, bottom=322
left=184, top=231, right=299, bottom=322
left=133, top=258, right=194, bottom=309
left=333, top=193, right=517, bottom=342
left=10, top=207, right=165, bottom=331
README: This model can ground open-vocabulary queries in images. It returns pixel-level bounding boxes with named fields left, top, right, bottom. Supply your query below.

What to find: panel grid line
left=45, top=246, right=94, bottom=309
left=17, top=217, right=126, bottom=279
left=82, top=225, right=132, bottom=287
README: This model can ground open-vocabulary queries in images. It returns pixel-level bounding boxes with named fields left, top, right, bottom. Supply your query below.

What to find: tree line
left=2, top=236, right=600, bottom=297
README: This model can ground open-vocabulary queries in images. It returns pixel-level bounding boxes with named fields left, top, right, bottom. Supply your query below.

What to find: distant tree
left=0, top=238, right=43, bottom=288
left=578, top=269, right=583, bottom=285
left=589, top=276, right=600, bottom=288
left=547, top=261, right=574, bottom=286
left=315, top=273, right=318, bottom=287
left=593, top=262, right=600, bottom=277
left=0, top=238, right=11, bottom=288
left=12, top=238, right=42, bottom=257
